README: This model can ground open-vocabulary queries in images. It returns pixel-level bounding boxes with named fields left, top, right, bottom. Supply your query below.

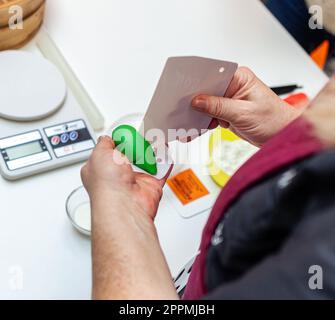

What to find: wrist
left=90, top=189, right=158, bottom=236
left=280, top=101, right=302, bottom=127
left=255, top=102, right=301, bottom=147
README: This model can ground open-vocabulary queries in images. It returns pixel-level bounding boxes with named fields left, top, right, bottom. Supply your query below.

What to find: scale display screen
left=0, top=131, right=51, bottom=171
left=0, top=120, right=94, bottom=179
left=6, top=141, right=43, bottom=161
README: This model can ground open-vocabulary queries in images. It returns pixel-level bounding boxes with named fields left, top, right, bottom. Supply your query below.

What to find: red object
left=284, top=93, right=310, bottom=108
left=183, top=117, right=325, bottom=300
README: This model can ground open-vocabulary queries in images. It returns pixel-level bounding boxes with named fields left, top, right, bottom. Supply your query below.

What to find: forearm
left=91, top=193, right=179, bottom=300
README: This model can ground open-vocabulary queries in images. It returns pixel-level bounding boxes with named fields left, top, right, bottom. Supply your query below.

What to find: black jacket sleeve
left=205, top=202, right=335, bottom=300
left=203, top=151, right=335, bottom=300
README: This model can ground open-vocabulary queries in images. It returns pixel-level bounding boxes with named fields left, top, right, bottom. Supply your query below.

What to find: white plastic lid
left=0, top=50, right=67, bottom=122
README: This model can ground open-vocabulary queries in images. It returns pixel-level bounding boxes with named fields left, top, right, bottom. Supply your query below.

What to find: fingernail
left=192, top=96, right=207, bottom=111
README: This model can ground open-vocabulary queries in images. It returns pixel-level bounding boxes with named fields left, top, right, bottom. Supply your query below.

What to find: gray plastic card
left=141, top=56, right=238, bottom=143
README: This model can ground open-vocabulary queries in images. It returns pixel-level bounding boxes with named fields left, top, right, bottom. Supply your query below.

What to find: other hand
left=192, top=67, right=303, bottom=146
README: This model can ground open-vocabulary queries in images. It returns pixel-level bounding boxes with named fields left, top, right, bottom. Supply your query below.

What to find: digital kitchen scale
left=0, top=50, right=96, bottom=180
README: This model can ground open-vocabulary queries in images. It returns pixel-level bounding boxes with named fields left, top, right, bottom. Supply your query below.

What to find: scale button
left=51, top=136, right=61, bottom=146
left=69, top=131, right=79, bottom=142
left=61, top=133, right=70, bottom=144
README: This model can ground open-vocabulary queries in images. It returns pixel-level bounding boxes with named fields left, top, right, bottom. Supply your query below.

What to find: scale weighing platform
left=0, top=50, right=96, bottom=181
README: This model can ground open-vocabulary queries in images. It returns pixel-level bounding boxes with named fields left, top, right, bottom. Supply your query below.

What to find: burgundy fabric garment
left=183, top=117, right=324, bottom=300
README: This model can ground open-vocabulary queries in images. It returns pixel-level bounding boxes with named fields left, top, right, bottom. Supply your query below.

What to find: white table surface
left=0, top=0, right=329, bottom=299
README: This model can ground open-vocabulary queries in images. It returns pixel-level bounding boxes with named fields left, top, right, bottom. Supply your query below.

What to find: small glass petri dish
left=66, top=186, right=91, bottom=236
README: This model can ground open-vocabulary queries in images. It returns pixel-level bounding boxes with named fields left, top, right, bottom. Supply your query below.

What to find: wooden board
left=0, top=0, right=45, bottom=51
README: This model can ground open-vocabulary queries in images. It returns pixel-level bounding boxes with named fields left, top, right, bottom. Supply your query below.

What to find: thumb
left=192, top=94, right=245, bottom=123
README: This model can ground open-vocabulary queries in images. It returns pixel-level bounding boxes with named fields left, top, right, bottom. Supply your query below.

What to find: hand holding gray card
left=141, top=56, right=238, bottom=143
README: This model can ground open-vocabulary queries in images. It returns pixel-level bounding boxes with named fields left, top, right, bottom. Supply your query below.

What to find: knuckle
left=238, top=66, right=255, bottom=79
left=210, top=97, right=224, bottom=117
left=156, top=186, right=163, bottom=199
left=237, top=66, right=256, bottom=85
left=80, top=165, right=88, bottom=181
left=81, top=163, right=88, bottom=174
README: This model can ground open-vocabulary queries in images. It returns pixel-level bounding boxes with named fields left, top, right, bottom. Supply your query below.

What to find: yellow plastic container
left=208, top=128, right=240, bottom=188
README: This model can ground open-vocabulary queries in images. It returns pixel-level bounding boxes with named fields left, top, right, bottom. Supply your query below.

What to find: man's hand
left=81, top=136, right=178, bottom=300
left=192, top=67, right=303, bottom=146
left=81, top=135, right=167, bottom=221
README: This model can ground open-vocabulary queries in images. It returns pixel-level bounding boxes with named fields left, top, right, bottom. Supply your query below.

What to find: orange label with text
left=167, top=169, right=209, bottom=205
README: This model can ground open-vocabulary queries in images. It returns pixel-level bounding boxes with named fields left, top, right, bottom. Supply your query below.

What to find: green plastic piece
left=112, top=125, right=157, bottom=175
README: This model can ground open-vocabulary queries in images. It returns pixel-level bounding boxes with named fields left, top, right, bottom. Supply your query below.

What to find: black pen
left=270, top=84, right=303, bottom=96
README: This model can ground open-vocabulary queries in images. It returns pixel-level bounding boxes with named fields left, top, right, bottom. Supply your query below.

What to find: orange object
left=284, top=93, right=310, bottom=109
left=310, top=40, right=330, bottom=69
left=167, top=169, right=209, bottom=205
